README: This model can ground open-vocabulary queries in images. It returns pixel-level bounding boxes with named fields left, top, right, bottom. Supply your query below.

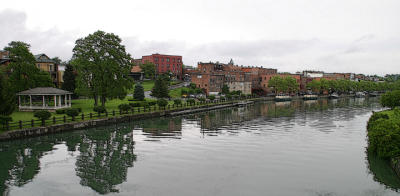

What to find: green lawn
left=10, top=97, right=144, bottom=122
left=169, top=87, right=189, bottom=98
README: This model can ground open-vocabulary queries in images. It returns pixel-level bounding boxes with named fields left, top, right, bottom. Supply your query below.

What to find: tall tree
left=306, top=79, right=321, bottom=93
left=151, top=77, right=169, bottom=98
left=222, top=84, right=230, bottom=94
left=133, top=83, right=145, bottom=101
left=139, top=61, right=156, bottom=79
left=4, top=41, right=52, bottom=93
left=72, top=30, right=133, bottom=106
left=0, top=70, right=15, bottom=120
left=62, top=63, right=76, bottom=93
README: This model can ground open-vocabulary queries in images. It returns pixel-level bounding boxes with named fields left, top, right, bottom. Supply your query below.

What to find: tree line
left=267, top=75, right=400, bottom=95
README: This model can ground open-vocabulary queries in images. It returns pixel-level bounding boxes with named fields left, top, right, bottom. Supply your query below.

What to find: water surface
left=1, top=97, right=399, bottom=196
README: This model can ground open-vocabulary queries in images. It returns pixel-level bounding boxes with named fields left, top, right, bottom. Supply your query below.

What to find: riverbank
left=0, top=94, right=371, bottom=141
left=0, top=99, right=256, bottom=141
left=367, top=109, right=400, bottom=178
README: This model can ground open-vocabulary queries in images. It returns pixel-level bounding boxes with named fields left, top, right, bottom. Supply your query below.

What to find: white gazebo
left=17, top=87, right=73, bottom=111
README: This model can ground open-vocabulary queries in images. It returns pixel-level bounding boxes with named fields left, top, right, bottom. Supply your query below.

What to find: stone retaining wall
left=0, top=102, right=239, bottom=141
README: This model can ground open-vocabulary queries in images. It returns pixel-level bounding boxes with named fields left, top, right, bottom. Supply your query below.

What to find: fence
left=2, top=96, right=258, bottom=131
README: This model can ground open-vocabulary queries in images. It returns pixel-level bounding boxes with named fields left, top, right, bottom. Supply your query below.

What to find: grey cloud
left=0, top=9, right=76, bottom=61
left=2, top=9, right=399, bottom=76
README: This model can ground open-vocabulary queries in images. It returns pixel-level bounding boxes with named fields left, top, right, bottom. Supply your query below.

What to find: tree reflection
left=0, top=136, right=59, bottom=194
left=75, top=126, right=136, bottom=194
left=367, top=151, right=400, bottom=191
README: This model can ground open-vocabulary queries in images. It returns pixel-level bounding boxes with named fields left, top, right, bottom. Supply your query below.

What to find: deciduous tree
left=72, top=30, right=133, bottom=106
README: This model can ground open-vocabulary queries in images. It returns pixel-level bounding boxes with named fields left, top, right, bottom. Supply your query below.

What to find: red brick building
left=141, top=54, right=183, bottom=79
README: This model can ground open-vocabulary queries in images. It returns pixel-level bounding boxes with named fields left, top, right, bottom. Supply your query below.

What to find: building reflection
left=139, top=118, right=182, bottom=139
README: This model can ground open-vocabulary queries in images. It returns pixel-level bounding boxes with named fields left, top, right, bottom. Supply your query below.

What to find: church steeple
left=228, top=58, right=234, bottom=65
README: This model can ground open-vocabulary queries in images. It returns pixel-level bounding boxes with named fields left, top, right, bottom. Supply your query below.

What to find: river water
left=1, top=97, right=400, bottom=196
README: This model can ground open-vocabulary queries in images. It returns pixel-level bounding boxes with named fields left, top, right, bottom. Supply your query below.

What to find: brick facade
left=141, top=54, right=183, bottom=79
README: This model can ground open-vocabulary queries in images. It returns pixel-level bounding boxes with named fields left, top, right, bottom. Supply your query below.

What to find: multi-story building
left=191, top=62, right=254, bottom=95
left=141, top=54, right=183, bottom=79
left=34, top=54, right=60, bottom=87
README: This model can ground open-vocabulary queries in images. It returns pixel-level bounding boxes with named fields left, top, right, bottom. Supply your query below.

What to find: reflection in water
left=0, top=126, right=137, bottom=195
left=0, top=97, right=396, bottom=196
left=140, top=118, right=182, bottom=140
left=367, top=152, right=400, bottom=191
left=75, top=126, right=136, bottom=194
left=0, top=136, right=59, bottom=194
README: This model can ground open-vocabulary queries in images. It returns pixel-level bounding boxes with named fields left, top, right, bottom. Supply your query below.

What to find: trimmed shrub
left=76, top=108, right=82, bottom=113
left=147, top=100, right=157, bottom=106
left=198, top=97, right=206, bottom=102
left=56, top=109, right=66, bottom=114
left=174, top=99, right=182, bottom=105
left=93, top=106, right=106, bottom=113
left=226, top=94, right=232, bottom=100
left=157, top=99, right=168, bottom=107
left=208, top=95, right=216, bottom=101
left=181, top=89, right=188, bottom=96
left=118, top=104, right=131, bottom=112
left=187, top=99, right=195, bottom=105
left=65, top=108, right=79, bottom=120
left=34, top=110, right=52, bottom=121
left=134, top=83, right=145, bottom=101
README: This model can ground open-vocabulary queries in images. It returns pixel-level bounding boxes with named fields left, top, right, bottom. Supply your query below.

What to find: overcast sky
left=1, top=0, right=399, bottom=75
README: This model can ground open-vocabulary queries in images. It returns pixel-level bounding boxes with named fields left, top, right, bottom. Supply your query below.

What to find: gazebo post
left=42, top=95, right=45, bottom=108
left=54, top=95, right=56, bottom=108
left=58, top=95, right=61, bottom=107
left=69, top=94, right=71, bottom=107
left=65, top=95, right=67, bottom=107
left=29, top=95, right=32, bottom=108
left=18, top=96, right=21, bottom=107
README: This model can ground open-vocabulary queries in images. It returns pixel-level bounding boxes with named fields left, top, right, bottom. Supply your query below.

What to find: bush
left=208, top=95, right=215, bottom=101
left=195, top=88, right=203, bottom=94
left=65, top=108, right=79, bottom=119
left=134, top=83, right=145, bottom=101
left=381, top=90, right=400, bottom=109
left=93, top=106, right=106, bottom=113
left=118, top=104, right=131, bottom=112
left=76, top=108, right=82, bottom=113
left=181, top=89, right=188, bottom=96
left=147, top=100, right=157, bottom=106
left=226, top=94, right=232, bottom=100
left=129, top=102, right=140, bottom=107
left=367, top=110, right=400, bottom=159
left=174, top=99, right=182, bottom=105
left=34, top=110, right=52, bottom=121
left=187, top=99, right=195, bottom=105
left=198, top=97, right=206, bottom=102
left=56, top=109, right=66, bottom=114
left=157, top=99, right=168, bottom=107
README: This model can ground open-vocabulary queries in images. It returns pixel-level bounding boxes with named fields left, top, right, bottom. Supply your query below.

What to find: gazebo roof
left=17, top=87, right=73, bottom=95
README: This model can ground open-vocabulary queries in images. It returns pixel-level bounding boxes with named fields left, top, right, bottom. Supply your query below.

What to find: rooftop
left=17, top=87, right=73, bottom=95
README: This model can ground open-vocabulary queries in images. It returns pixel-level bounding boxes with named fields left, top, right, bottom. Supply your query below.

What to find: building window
left=197, top=75, right=202, bottom=78
left=167, top=58, right=170, bottom=62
